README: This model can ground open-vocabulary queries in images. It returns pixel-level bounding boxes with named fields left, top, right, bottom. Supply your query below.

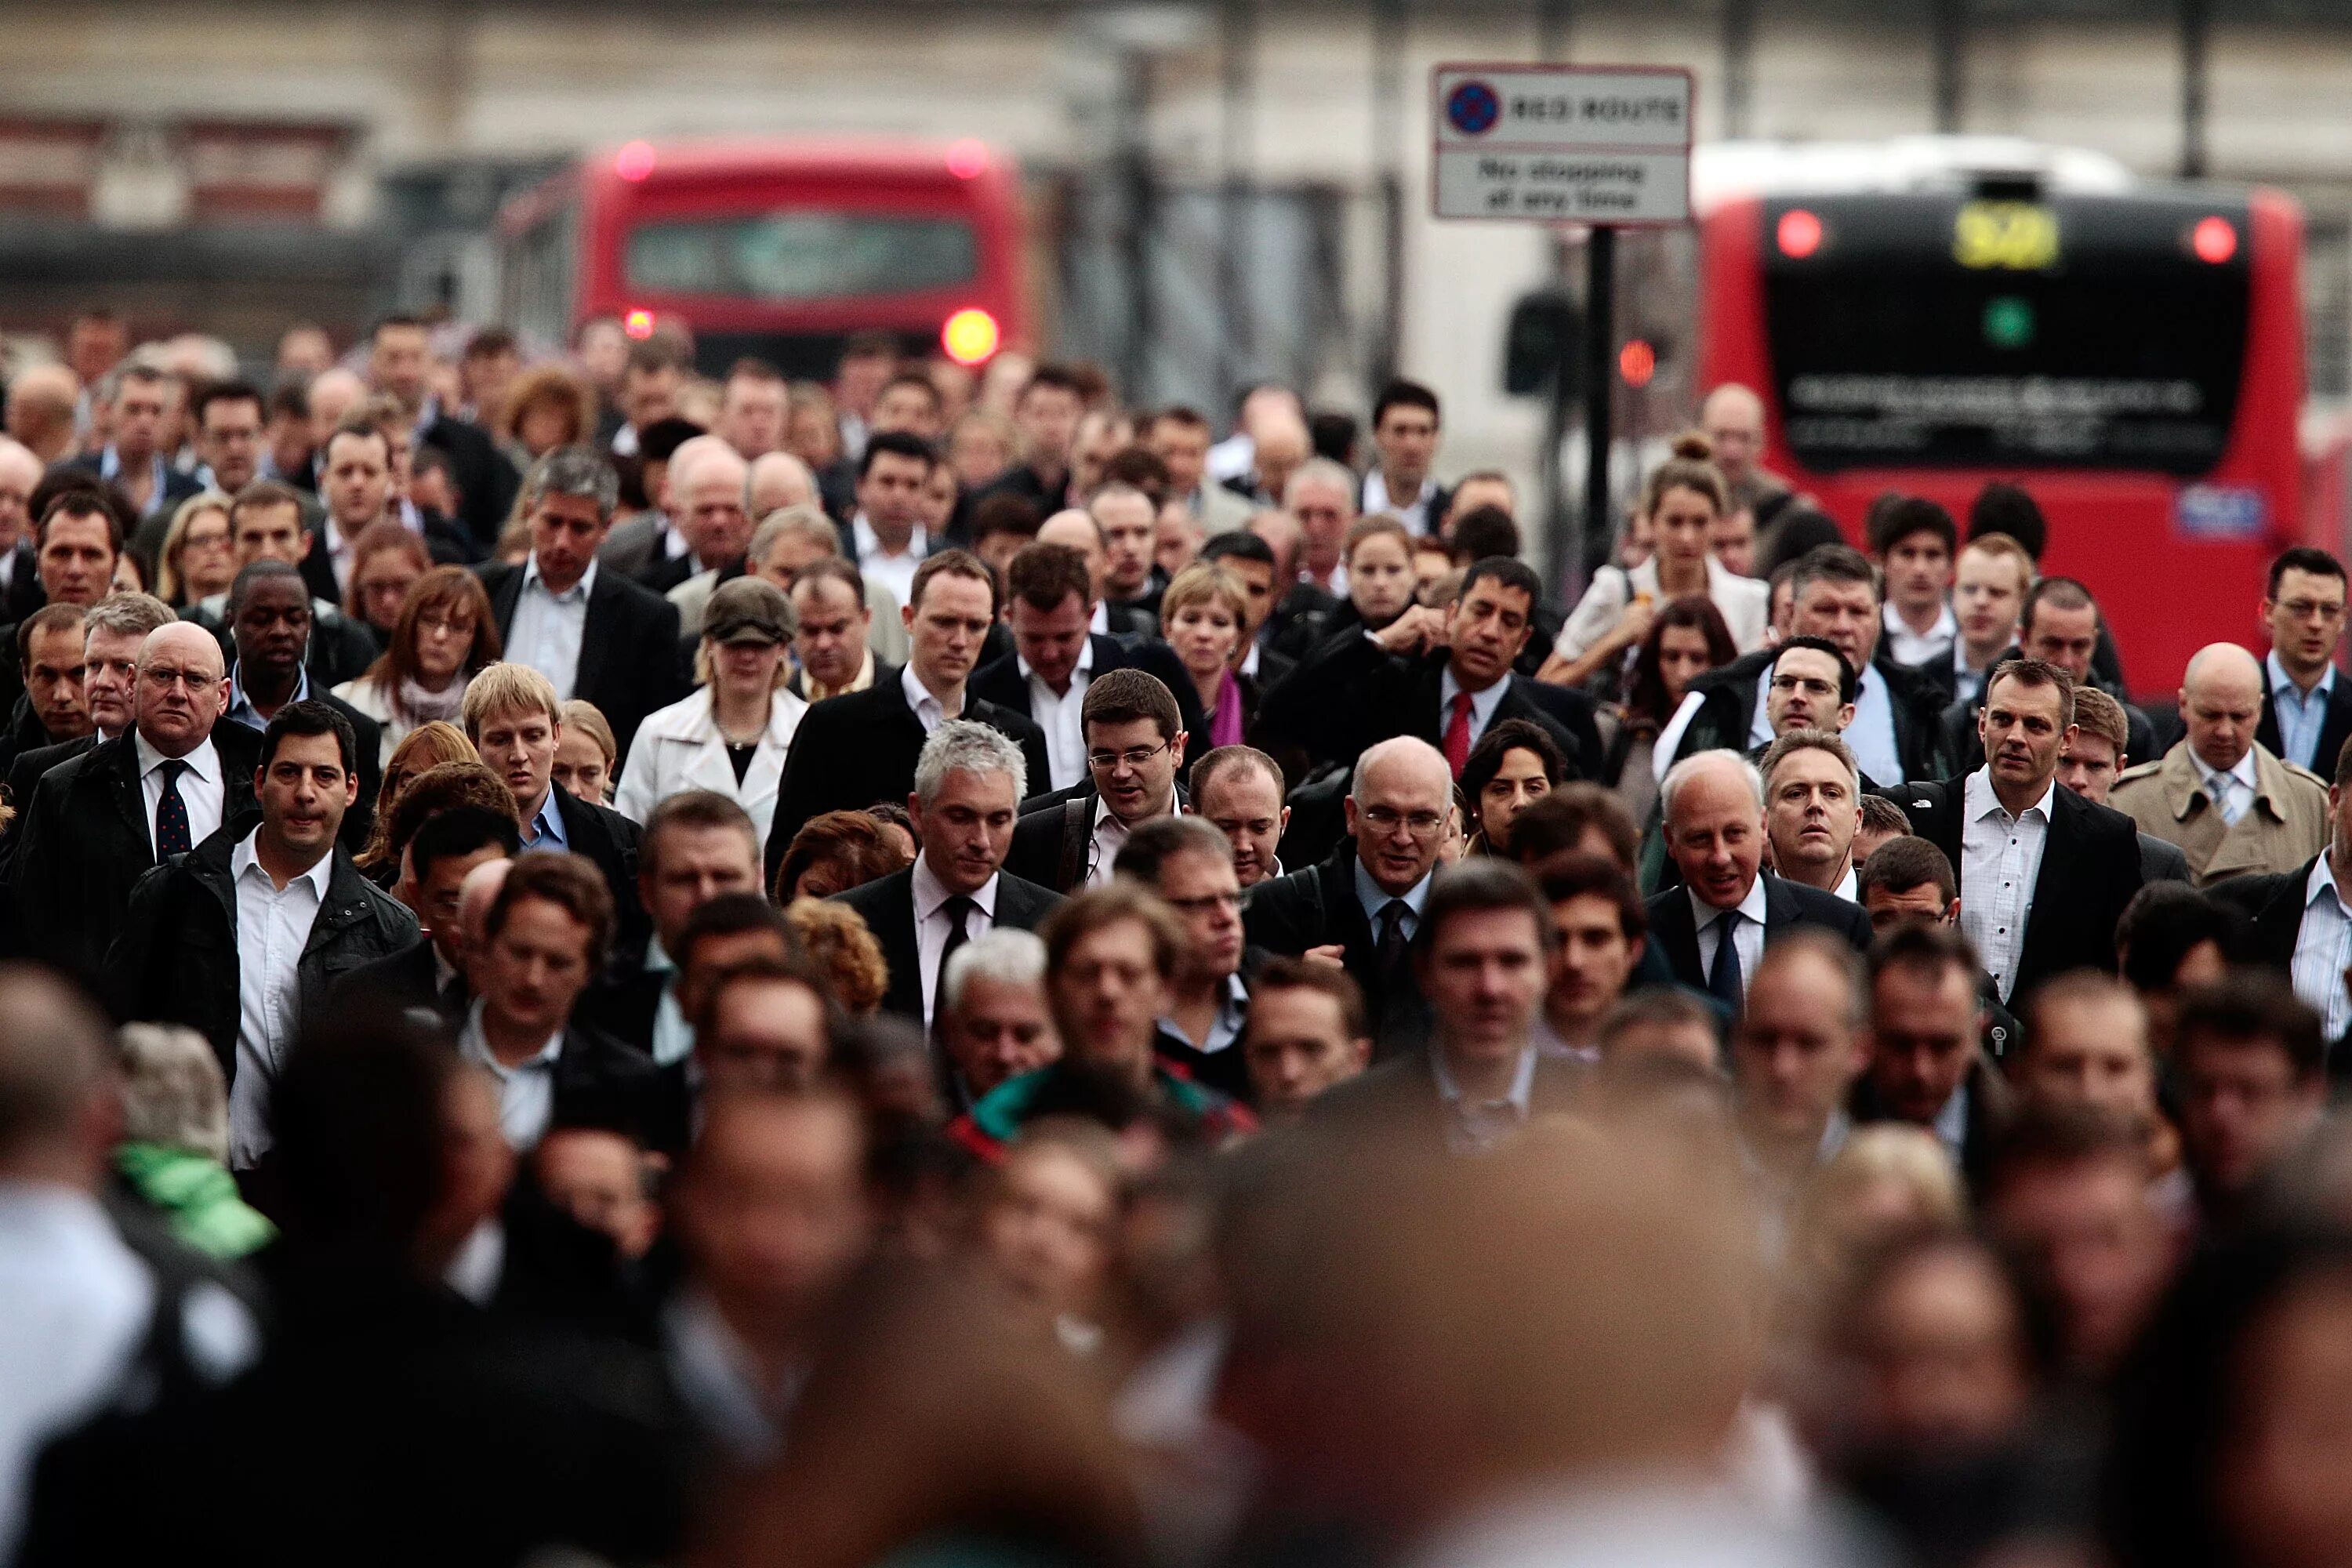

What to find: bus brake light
left=946, top=139, right=989, bottom=180
left=942, top=307, right=1001, bottom=365
left=1777, top=209, right=1824, bottom=260
left=615, top=141, right=655, bottom=182
left=1618, top=339, right=1657, bottom=387
left=622, top=308, right=656, bottom=339
left=2192, top=216, right=2238, bottom=264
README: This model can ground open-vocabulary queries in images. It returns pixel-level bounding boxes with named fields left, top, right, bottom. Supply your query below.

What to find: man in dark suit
left=1033, top=510, right=1156, bottom=644
left=1896, top=658, right=2146, bottom=1009
left=0, top=489, right=127, bottom=730
left=1312, top=858, right=1583, bottom=1152
left=2209, top=735, right=2352, bottom=1043
left=463, top=661, right=653, bottom=972
left=329, top=804, right=521, bottom=1029
left=583, top=791, right=767, bottom=1061
left=1849, top=920, right=2016, bottom=1191
left=2256, top=546, right=2352, bottom=776
left=1004, top=670, right=1189, bottom=894
left=597, top=417, right=708, bottom=587
left=1359, top=378, right=1450, bottom=535
left=968, top=542, right=1203, bottom=793
left=0, top=592, right=173, bottom=879
left=1250, top=555, right=1601, bottom=786
left=0, top=603, right=95, bottom=779
left=834, top=718, right=1061, bottom=1031
left=1644, top=750, right=1875, bottom=1011
left=369, top=314, right=521, bottom=548
left=217, top=562, right=383, bottom=852
left=1115, top=815, right=1256, bottom=1100
left=1244, top=735, right=1455, bottom=1056
left=477, top=444, right=683, bottom=762
left=765, top=550, right=1051, bottom=892
left=55, top=362, right=201, bottom=526
left=12, top=621, right=262, bottom=986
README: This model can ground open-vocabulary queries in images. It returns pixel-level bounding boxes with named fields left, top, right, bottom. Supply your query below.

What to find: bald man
left=747, top=451, right=817, bottom=518
left=14, top=622, right=264, bottom=984
left=0, top=439, right=42, bottom=620
left=1699, top=383, right=1789, bottom=514
left=4, top=365, right=79, bottom=467
left=2111, top=642, right=2327, bottom=884
left=1244, top=735, right=1454, bottom=1054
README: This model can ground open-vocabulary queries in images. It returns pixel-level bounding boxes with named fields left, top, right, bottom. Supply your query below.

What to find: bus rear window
left=626, top=212, right=978, bottom=302
left=1761, top=194, right=2250, bottom=475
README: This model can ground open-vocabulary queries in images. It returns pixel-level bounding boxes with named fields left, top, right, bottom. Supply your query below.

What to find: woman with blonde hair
left=334, top=564, right=502, bottom=766
left=154, top=491, right=237, bottom=608
left=353, top=722, right=484, bottom=877
left=1159, top=561, right=1257, bottom=749
left=555, top=700, right=620, bottom=807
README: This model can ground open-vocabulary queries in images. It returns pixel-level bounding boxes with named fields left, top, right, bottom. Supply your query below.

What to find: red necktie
left=1443, top=691, right=1475, bottom=779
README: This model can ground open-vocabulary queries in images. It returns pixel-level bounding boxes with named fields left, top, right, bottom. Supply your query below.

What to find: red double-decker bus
left=1695, top=140, right=2307, bottom=693
left=499, top=136, right=1027, bottom=379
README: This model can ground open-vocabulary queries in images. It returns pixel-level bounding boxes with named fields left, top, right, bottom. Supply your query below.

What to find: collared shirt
left=1690, top=874, right=1770, bottom=1003
left=1354, top=857, right=1434, bottom=941
left=520, top=790, right=569, bottom=853
left=2293, top=855, right=2352, bottom=1042
left=456, top=1000, right=564, bottom=1150
left=1437, top=665, right=1510, bottom=755
left=1022, top=637, right=1096, bottom=791
left=645, top=938, right=694, bottom=1068
left=1430, top=1042, right=1538, bottom=1154
left=2202, top=746, right=2261, bottom=827
left=2268, top=650, right=2336, bottom=771
left=1362, top=468, right=1440, bottom=535
left=1303, top=562, right=1349, bottom=599
left=135, top=732, right=226, bottom=858
left=852, top=514, right=928, bottom=611
left=227, top=829, right=333, bottom=1169
left=1159, top=973, right=1251, bottom=1059
left=1932, top=1079, right=1971, bottom=1165
left=902, top=662, right=960, bottom=734
left=1882, top=600, right=1958, bottom=669
left=223, top=662, right=312, bottom=733
left=1960, top=768, right=2055, bottom=1003
left=98, top=444, right=171, bottom=516
left=506, top=555, right=597, bottom=701
left=321, top=517, right=358, bottom=593
left=1744, top=662, right=1901, bottom=788
left=802, top=646, right=876, bottom=704
left=1951, top=642, right=1994, bottom=708
left=1530, top=1011, right=1601, bottom=1064
left=914, top=855, right=1000, bottom=1029
left=1833, top=864, right=1860, bottom=903
left=1087, top=788, right=1178, bottom=888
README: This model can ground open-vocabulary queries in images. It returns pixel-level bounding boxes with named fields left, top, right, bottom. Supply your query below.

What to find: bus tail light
left=1777, top=208, right=1824, bottom=260
left=622, top=308, right=656, bottom=339
left=2191, top=215, right=2238, bottom=264
left=942, top=307, right=1001, bottom=365
left=946, top=139, right=989, bottom=180
left=615, top=140, right=655, bottom=182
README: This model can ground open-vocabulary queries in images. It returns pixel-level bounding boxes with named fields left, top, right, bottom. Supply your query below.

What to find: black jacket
left=1896, top=775, right=2146, bottom=1003
left=967, top=633, right=1209, bottom=782
left=1672, top=647, right=1952, bottom=782
left=478, top=560, right=684, bottom=763
left=544, top=784, right=654, bottom=974
left=327, top=935, right=466, bottom=1033
left=1936, top=648, right=2160, bottom=775
left=420, top=410, right=524, bottom=548
left=1004, top=780, right=1191, bottom=894
left=831, top=862, right=1064, bottom=1025
left=2257, top=664, right=2352, bottom=779
left=104, top=827, right=419, bottom=1081
left=184, top=597, right=381, bottom=691
left=763, top=666, right=1052, bottom=893
left=220, top=680, right=386, bottom=855
left=2209, top=855, right=2318, bottom=974
left=1312, top=1043, right=1588, bottom=1149
left=1242, top=844, right=1432, bottom=1057
left=0, top=693, right=73, bottom=782
left=1850, top=1053, right=2015, bottom=1193
left=540, top=1019, right=668, bottom=1147
left=10, top=725, right=263, bottom=982
left=1642, top=873, right=1875, bottom=994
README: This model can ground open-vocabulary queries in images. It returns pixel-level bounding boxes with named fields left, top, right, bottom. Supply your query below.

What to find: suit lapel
left=98, top=737, right=150, bottom=855
left=573, top=573, right=617, bottom=705
left=1651, top=891, right=1704, bottom=987
left=2017, top=788, right=2081, bottom=967
left=488, top=566, right=524, bottom=641
left=879, top=873, right=923, bottom=1018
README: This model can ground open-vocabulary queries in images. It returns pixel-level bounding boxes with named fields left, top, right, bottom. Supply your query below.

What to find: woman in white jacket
left=615, top=576, right=807, bottom=853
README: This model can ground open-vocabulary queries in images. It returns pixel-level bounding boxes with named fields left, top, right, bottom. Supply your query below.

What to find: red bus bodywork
left=499, top=137, right=1026, bottom=379
left=1698, top=187, right=2307, bottom=697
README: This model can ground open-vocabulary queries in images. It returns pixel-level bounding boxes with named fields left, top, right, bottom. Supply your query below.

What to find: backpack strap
left=1056, top=798, right=1092, bottom=892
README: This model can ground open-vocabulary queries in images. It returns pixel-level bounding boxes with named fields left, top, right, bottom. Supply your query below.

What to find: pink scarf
left=1210, top=666, right=1246, bottom=750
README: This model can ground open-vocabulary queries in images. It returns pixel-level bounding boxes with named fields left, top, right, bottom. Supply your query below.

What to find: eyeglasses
left=1087, top=740, right=1171, bottom=772
left=1361, top=805, right=1448, bottom=838
left=1769, top=674, right=1838, bottom=698
left=2278, top=599, right=2347, bottom=622
left=417, top=614, right=475, bottom=636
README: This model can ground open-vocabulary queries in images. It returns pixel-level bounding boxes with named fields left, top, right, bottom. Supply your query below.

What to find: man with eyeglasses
left=1004, top=669, right=1189, bottom=895
left=1245, top=735, right=1453, bottom=1055
left=13, top=622, right=262, bottom=987
left=1114, top=815, right=1254, bottom=1098
left=2256, top=546, right=2352, bottom=775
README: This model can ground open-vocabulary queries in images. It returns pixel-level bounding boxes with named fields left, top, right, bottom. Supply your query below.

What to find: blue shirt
left=521, top=790, right=569, bottom=853
left=223, top=662, right=312, bottom=733
left=1353, top=858, right=1434, bottom=942
left=2267, top=650, right=2336, bottom=771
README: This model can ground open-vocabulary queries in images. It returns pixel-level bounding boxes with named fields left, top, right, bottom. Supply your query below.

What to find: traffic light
left=1501, top=288, right=1583, bottom=399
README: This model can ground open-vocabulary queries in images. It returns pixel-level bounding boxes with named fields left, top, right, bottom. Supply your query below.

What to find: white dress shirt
left=1437, top=666, right=1512, bottom=755
left=226, top=832, right=333, bottom=1169
left=1361, top=469, right=1439, bottom=535
left=2292, top=855, right=2352, bottom=1042
left=505, top=555, right=597, bottom=701
left=1429, top=1041, right=1539, bottom=1153
left=2202, top=747, right=2260, bottom=827
left=1959, top=768, right=2055, bottom=1002
left=457, top=1000, right=564, bottom=1150
left=913, top=855, right=999, bottom=1029
left=1933, top=1080, right=1972, bottom=1164
left=902, top=662, right=958, bottom=734
left=321, top=517, right=358, bottom=593
left=135, top=732, right=225, bottom=857
left=1690, top=874, right=1770, bottom=1002
left=1087, top=788, right=1178, bottom=888
left=1882, top=600, right=1958, bottom=669
left=644, top=939, right=695, bottom=1067
left=852, top=514, right=927, bottom=611
left=1023, top=639, right=1095, bottom=791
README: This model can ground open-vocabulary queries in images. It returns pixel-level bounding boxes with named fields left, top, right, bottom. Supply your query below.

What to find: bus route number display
left=1954, top=201, right=2060, bottom=270
left=1431, top=64, right=1694, bottom=226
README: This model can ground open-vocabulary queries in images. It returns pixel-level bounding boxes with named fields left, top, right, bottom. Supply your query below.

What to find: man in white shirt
left=1002, top=542, right=1102, bottom=789
left=848, top=431, right=935, bottom=610
left=1005, top=670, right=1187, bottom=893
left=1532, top=854, right=1646, bottom=1061
left=1762, top=729, right=1864, bottom=901
left=1951, top=535, right=2032, bottom=706
left=1192, top=743, right=1290, bottom=889
left=317, top=421, right=397, bottom=593
left=1958, top=664, right=2067, bottom=1004
left=1869, top=495, right=1958, bottom=670
left=1359, top=379, right=1443, bottom=534
left=1115, top=815, right=1251, bottom=1098
left=1285, top=458, right=1356, bottom=598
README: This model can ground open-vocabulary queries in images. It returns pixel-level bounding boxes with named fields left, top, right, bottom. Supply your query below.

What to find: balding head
left=456, top=856, right=514, bottom=981
left=748, top=451, right=816, bottom=516
left=1348, top=737, right=1456, bottom=897
left=1700, top=383, right=1768, bottom=487
left=134, top=621, right=229, bottom=757
left=1036, top=509, right=1105, bottom=600
left=665, top=433, right=734, bottom=506
left=307, top=368, right=365, bottom=441
left=2180, top=641, right=2265, bottom=775
left=0, top=439, right=39, bottom=546
left=1250, top=508, right=1303, bottom=582
left=5, top=364, right=79, bottom=461
left=0, top=965, right=116, bottom=1181
left=1661, top=750, right=1768, bottom=912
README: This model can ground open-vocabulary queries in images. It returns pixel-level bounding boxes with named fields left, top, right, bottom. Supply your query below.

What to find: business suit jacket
left=1851, top=1054, right=2016, bottom=1194
left=1311, top=1043, right=1588, bottom=1149
left=2259, top=663, right=2352, bottom=779
left=0, top=695, right=67, bottom=782
left=597, top=513, right=679, bottom=586
left=2141, top=831, right=2194, bottom=885
left=479, top=559, right=684, bottom=762
left=1004, top=780, right=1190, bottom=894
left=968, top=634, right=1209, bottom=771
left=2208, top=856, right=2316, bottom=974
left=327, top=935, right=465, bottom=1033
left=1643, top=873, right=1875, bottom=994
left=2107, top=741, right=2328, bottom=887
left=419, top=409, right=522, bottom=548
left=1242, top=844, right=1432, bottom=1057
left=544, top=1018, right=666, bottom=1145
left=832, top=863, right=1064, bottom=1025
left=55, top=449, right=201, bottom=520
left=1897, top=775, right=2146, bottom=1000
left=0, top=541, right=38, bottom=623
left=547, top=783, right=655, bottom=975
left=762, top=666, right=1052, bottom=893
left=9, top=724, right=263, bottom=982
left=1674, top=647, right=1953, bottom=782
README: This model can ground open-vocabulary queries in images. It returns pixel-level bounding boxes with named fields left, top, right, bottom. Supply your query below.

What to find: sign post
left=1432, top=63, right=1692, bottom=596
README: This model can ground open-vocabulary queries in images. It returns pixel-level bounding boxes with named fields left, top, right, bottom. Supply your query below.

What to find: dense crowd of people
left=2, top=308, right=2351, bottom=1568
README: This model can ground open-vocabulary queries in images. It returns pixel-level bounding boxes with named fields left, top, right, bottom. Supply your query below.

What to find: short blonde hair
left=461, top=661, right=561, bottom=739
left=560, top=699, right=618, bottom=767
left=1959, top=532, right=2037, bottom=593
left=1159, top=561, right=1250, bottom=626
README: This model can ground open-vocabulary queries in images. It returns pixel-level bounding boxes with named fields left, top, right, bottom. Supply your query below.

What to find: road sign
left=1430, top=64, right=1693, bottom=226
